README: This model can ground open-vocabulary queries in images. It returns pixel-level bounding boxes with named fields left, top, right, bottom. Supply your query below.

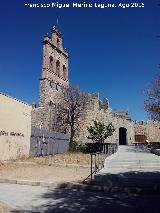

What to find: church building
left=32, top=24, right=135, bottom=145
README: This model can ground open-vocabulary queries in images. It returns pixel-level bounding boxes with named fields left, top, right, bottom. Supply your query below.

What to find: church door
left=119, top=127, right=127, bottom=145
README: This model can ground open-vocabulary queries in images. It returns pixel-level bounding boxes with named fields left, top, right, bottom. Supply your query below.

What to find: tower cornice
left=43, top=39, right=68, bottom=58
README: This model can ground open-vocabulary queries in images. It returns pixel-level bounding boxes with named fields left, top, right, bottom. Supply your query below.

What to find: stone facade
left=75, top=93, right=135, bottom=144
left=135, top=121, right=160, bottom=142
left=39, top=25, right=69, bottom=107
left=31, top=24, right=137, bottom=145
left=31, top=105, right=58, bottom=131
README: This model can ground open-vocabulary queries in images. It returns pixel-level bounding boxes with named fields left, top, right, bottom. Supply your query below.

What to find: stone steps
left=104, top=163, right=160, bottom=169
left=94, top=145, right=160, bottom=189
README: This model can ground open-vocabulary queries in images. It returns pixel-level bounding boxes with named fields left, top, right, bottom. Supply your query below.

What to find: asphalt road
left=0, top=183, right=160, bottom=212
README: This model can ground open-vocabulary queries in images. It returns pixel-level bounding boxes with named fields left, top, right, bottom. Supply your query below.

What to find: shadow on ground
left=11, top=172, right=160, bottom=213
left=96, top=171, right=160, bottom=189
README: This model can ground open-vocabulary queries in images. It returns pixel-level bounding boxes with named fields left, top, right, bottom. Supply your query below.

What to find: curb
left=0, top=178, right=111, bottom=192
left=0, top=178, right=160, bottom=194
left=0, top=179, right=58, bottom=187
left=6, top=161, right=91, bottom=168
left=0, top=179, right=17, bottom=184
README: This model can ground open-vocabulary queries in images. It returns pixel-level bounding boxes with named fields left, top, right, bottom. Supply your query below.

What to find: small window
left=56, top=60, right=60, bottom=76
left=49, top=101, right=53, bottom=106
left=56, top=84, right=58, bottom=91
left=63, top=65, right=67, bottom=80
left=57, top=38, right=60, bottom=48
left=49, top=56, right=53, bottom=71
left=49, top=56, right=53, bottom=64
left=50, top=81, right=53, bottom=88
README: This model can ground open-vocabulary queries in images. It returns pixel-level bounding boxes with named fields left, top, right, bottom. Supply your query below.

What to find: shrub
left=87, top=120, right=115, bottom=143
left=69, top=141, right=87, bottom=153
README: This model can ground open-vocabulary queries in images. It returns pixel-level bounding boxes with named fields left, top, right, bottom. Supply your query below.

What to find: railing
left=134, top=142, right=150, bottom=153
left=150, top=142, right=160, bottom=156
left=83, top=143, right=118, bottom=183
left=133, top=142, right=160, bottom=155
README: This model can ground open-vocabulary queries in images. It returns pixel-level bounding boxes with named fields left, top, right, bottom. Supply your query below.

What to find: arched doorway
left=119, top=127, right=127, bottom=145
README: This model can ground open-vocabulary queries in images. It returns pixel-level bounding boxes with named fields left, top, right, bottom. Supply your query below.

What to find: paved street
left=0, top=146, right=160, bottom=212
left=0, top=183, right=160, bottom=212
left=0, top=183, right=55, bottom=211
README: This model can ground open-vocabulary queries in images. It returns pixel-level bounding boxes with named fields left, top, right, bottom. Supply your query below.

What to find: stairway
left=94, top=145, right=160, bottom=192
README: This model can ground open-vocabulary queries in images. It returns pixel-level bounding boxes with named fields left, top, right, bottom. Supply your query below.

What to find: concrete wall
left=0, top=93, right=32, bottom=161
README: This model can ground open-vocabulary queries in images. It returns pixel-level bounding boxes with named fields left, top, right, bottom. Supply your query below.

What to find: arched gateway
left=119, top=127, right=127, bottom=145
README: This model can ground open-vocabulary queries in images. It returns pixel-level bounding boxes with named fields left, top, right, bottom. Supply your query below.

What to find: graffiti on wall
left=0, top=131, right=24, bottom=137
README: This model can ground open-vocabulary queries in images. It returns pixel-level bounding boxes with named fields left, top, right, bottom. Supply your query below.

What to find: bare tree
left=55, top=86, right=89, bottom=148
left=144, top=74, right=160, bottom=121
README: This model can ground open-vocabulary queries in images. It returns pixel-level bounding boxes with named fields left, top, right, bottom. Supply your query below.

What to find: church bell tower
left=39, top=23, right=69, bottom=107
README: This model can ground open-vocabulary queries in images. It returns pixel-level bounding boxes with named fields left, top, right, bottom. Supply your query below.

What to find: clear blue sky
left=0, top=0, right=160, bottom=121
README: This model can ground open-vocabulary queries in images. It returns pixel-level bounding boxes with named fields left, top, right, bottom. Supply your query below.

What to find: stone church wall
left=32, top=92, right=135, bottom=145
left=39, top=78, right=64, bottom=107
left=75, top=95, right=135, bottom=144
left=31, top=105, right=57, bottom=131
left=31, top=24, right=135, bottom=145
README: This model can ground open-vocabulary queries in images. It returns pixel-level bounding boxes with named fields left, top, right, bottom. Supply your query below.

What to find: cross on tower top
left=52, top=18, right=60, bottom=32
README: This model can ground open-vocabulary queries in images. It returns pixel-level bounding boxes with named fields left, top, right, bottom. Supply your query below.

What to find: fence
left=30, top=127, right=69, bottom=156
left=83, top=143, right=118, bottom=183
left=84, top=143, right=117, bottom=154
left=133, top=142, right=160, bottom=153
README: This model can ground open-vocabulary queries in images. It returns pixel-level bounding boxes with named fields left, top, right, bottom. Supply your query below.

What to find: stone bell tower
left=39, top=24, right=69, bottom=107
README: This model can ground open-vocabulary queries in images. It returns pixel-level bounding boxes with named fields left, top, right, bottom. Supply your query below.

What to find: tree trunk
left=69, top=125, right=75, bottom=148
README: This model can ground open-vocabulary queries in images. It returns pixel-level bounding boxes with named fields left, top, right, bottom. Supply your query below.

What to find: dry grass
left=17, top=152, right=91, bottom=166
left=0, top=152, right=91, bottom=184
left=0, top=163, right=90, bottom=183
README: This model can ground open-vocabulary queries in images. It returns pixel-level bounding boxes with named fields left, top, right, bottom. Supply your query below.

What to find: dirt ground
left=0, top=202, right=10, bottom=213
left=17, top=152, right=91, bottom=166
left=0, top=164, right=90, bottom=183
left=0, top=153, right=91, bottom=184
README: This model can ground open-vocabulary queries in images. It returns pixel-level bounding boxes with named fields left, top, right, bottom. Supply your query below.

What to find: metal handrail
left=83, top=143, right=117, bottom=183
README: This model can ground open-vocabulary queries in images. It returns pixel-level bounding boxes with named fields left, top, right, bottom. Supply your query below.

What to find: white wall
left=0, top=93, right=32, bottom=161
